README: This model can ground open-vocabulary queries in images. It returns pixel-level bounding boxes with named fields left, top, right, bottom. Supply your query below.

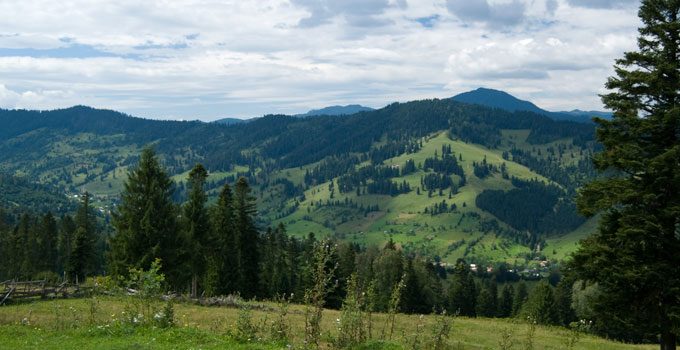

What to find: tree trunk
left=191, top=273, right=197, bottom=299
left=660, top=329, right=676, bottom=350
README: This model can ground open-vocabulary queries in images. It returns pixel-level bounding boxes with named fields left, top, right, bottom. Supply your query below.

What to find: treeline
left=0, top=192, right=104, bottom=282
left=0, top=147, right=593, bottom=336
left=475, top=178, right=585, bottom=235
left=0, top=173, right=77, bottom=218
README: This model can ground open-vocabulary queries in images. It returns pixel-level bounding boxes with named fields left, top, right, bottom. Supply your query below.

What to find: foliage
left=108, top=147, right=180, bottom=286
left=567, top=0, right=680, bottom=347
left=183, top=163, right=210, bottom=298
left=304, top=239, right=338, bottom=349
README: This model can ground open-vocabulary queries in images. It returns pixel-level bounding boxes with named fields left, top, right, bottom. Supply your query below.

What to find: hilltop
left=0, top=96, right=598, bottom=266
left=450, top=88, right=611, bottom=123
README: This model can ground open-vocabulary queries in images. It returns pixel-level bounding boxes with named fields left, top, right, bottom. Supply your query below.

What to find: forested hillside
left=0, top=97, right=598, bottom=267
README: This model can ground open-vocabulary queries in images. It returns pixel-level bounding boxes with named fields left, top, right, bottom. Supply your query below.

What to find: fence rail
left=0, top=280, right=92, bottom=306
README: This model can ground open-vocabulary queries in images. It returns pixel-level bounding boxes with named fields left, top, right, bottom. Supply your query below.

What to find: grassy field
left=0, top=296, right=656, bottom=350
left=265, top=131, right=591, bottom=266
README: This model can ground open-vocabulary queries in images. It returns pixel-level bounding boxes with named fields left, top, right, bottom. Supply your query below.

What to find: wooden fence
left=0, top=280, right=92, bottom=306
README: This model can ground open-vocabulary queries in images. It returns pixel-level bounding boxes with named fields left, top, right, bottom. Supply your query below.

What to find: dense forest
left=0, top=149, right=583, bottom=333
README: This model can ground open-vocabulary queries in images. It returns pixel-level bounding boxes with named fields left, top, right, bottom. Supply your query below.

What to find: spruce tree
left=568, top=1, right=680, bottom=347
left=57, top=215, right=76, bottom=275
left=512, top=280, right=528, bottom=316
left=497, top=283, right=514, bottom=318
left=476, top=279, right=498, bottom=318
left=211, top=182, right=238, bottom=295
left=67, top=192, right=97, bottom=282
left=36, top=212, right=58, bottom=274
left=109, top=147, right=180, bottom=286
left=523, top=280, right=558, bottom=326
left=18, top=213, right=36, bottom=280
left=448, top=260, right=476, bottom=317
left=183, top=164, right=210, bottom=298
left=233, top=176, right=259, bottom=299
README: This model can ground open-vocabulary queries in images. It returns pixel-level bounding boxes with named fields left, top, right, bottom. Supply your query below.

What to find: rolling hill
left=450, top=88, right=611, bottom=123
left=0, top=96, right=600, bottom=267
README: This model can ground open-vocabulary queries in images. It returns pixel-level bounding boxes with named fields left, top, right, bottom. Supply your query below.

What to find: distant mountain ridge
left=450, top=88, right=611, bottom=123
left=213, top=117, right=249, bottom=125
left=295, top=104, right=374, bottom=118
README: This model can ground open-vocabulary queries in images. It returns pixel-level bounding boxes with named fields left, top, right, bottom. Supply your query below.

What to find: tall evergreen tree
left=211, top=183, right=238, bottom=295
left=233, top=176, right=260, bottom=299
left=448, top=260, right=476, bottom=317
left=568, top=1, right=680, bottom=348
left=67, top=192, right=97, bottom=282
left=554, top=279, right=576, bottom=327
left=498, top=284, right=514, bottom=318
left=36, top=211, right=58, bottom=274
left=109, top=147, right=180, bottom=286
left=512, top=280, right=528, bottom=316
left=401, top=256, right=423, bottom=314
left=57, top=214, right=76, bottom=275
left=183, top=164, right=210, bottom=298
left=476, top=278, right=498, bottom=318
left=18, top=213, right=36, bottom=280
left=522, top=280, right=558, bottom=326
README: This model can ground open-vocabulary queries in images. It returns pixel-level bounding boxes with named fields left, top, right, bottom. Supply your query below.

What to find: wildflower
left=184, top=323, right=188, bottom=327
left=248, top=338, right=251, bottom=342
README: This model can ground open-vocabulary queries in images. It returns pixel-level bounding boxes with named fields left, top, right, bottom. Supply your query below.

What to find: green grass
left=0, top=297, right=656, bottom=350
left=265, top=131, right=581, bottom=264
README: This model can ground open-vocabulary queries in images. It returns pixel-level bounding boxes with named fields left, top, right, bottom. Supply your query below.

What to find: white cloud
left=0, top=0, right=642, bottom=119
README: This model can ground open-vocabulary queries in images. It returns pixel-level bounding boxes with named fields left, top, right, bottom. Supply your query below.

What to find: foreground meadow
left=0, top=296, right=655, bottom=350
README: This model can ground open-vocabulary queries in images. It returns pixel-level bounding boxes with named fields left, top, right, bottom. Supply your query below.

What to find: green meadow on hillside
left=0, top=296, right=656, bottom=350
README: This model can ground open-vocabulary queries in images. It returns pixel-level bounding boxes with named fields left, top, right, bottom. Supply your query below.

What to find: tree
left=210, top=182, right=238, bottom=295
left=512, top=280, right=528, bottom=316
left=497, top=283, right=514, bottom=318
left=448, top=260, right=476, bottom=317
left=36, top=212, right=58, bottom=274
left=522, top=280, right=558, bottom=326
left=476, top=278, right=498, bottom=318
left=233, top=176, right=260, bottom=299
left=109, top=147, right=180, bottom=287
left=67, top=192, right=97, bottom=281
left=183, top=163, right=210, bottom=298
left=568, top=1, right=680, bottom=348
left=57, top=214, right=76, bottom=275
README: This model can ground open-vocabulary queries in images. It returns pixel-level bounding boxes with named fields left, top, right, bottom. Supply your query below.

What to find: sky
left=0, top=0, right=641, bottom=121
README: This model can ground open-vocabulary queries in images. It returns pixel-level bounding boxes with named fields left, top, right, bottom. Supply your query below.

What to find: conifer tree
left=109, top=147, right=180, bottom=286
left=18, top=213, right=36, bottom=279
left=36, top=211, right=58, bottom=274
left=498, top=283, right=514, bottom=318
left=522, top=280, right=558, bottom=325
left=512, top=279, right=528, bottom=316
left=233, top=176, right=259, bottom=299
left=183, top=164, right=210, bottom=298
left=476, top=278, right=498, bottom=318
left=211, top=182, right=238, bottom=295
left=57, top=214, right=75, bottom=275
left=448, top=260, right=476, bottom=317
left=568, top=1, right=680, bottom=347
left=67, top=192, right=97, bottom=282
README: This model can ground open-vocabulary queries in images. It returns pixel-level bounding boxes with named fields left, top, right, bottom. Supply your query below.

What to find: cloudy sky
left=0, top=0, right=641, bottom=121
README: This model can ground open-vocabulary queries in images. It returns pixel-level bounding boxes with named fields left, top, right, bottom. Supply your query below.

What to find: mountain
left=557, top=109, right=613, bottom=120
left=213, top=117, right=250, bottom=125
left=0, top=99, right=598, bottom=265
left=450, top=88, right=609, bottom=123
left=295, top=104, right=374, bottom=117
